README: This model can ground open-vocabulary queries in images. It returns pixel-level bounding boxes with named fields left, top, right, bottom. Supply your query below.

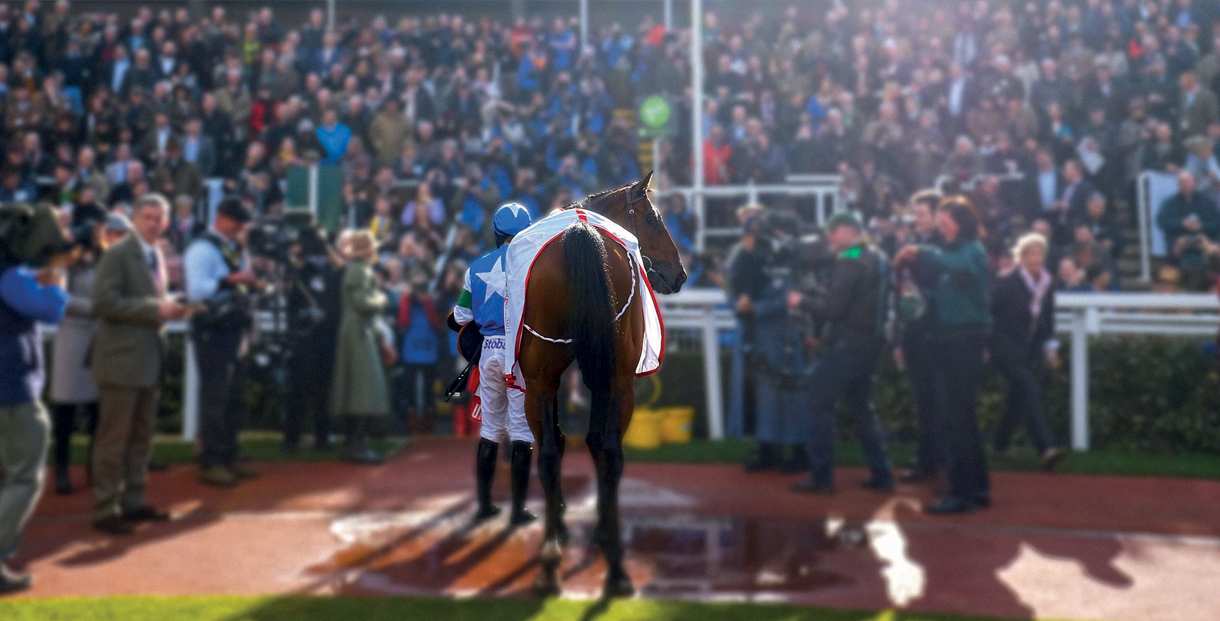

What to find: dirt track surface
left=10, top=438, right=1220, bottom=620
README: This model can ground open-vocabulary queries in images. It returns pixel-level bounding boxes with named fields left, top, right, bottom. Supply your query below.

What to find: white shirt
left=1038, top=169, right=1057, bottom=211
left=948, top=77, right=966, bottom=117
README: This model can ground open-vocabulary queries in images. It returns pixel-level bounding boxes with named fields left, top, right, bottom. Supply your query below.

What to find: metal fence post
left=1070, top=308, right=1090, bottom=451
left=700, top=303, right=724, bottom=439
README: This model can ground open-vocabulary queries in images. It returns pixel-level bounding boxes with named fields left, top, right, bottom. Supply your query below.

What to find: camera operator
left=726, top=204, right=766, bottom=445
left=0, top=203, right=70, bottom=592
left=282, top=226, right=345, bottom=454
left=788, top=212, right=894, bottom=495
left=742, top=211, right=815, bottom=474
left=184, top=198, right=260, bottom=487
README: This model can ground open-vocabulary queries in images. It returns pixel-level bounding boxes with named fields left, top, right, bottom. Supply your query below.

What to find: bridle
left=622, top=188, right=658, bottom=278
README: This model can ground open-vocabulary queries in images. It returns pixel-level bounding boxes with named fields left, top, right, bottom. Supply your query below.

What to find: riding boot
left=474, top=438, right=502, bottom=522
left=509, top=440, right=537, bottom=526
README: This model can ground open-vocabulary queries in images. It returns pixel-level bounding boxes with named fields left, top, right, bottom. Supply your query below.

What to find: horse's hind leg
left=590, top=388, right=634, bottom=598
left=552, top=393, right=570, bottom=545
left=532, top=386, right=564, bottom=597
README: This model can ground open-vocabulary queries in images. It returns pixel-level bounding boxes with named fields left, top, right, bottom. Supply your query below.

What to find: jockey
left=451, top=203, right=536, bottom=526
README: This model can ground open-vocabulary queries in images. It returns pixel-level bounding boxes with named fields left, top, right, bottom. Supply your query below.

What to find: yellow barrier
left=658, top=407, right=694, bottom=444
left=623, top=408, right=663, bottom=449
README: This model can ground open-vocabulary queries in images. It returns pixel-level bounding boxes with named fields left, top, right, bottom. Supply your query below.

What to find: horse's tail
left=562, top=221, right=617, bottom=435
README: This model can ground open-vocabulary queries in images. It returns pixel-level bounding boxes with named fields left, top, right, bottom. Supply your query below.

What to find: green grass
left=0, top=595, right=1055, bottom=621
left=624, top=439, right=1220, bottom=480
left=55, top=432, right=1220, bottom=480
left=58, top=433, right=407, bottom=466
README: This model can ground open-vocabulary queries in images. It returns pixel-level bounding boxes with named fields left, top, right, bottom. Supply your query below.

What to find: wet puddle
left=309, top=502, right=903, bottom=601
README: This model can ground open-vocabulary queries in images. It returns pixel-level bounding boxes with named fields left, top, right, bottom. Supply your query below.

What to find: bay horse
left=516, top=172, right=686, bottom=598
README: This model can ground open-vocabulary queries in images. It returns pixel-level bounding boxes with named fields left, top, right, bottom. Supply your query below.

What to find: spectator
left=48, top=215, right=118, bottom=496
left=1179, top=70, right=1219, bottom=138
left=397, top=272, right=442, bottom=435
left=89, top=194, right=182, bottom=534
left=894, top=198, right=992, bottom=515
left=990, top=233, right=1067, bottom=469
left=1158, top=170, right=1220, bottom=261
left=330, top=231, right=391, bottom=464
left=315, top=109, right=352, bottom=166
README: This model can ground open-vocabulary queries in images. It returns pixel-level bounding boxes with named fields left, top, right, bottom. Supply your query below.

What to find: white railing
left=659, top=290, right=1220, bottom=449
left=656, top=178, right=842, bottom=252
left=48, top=291, right=1217, bottom=448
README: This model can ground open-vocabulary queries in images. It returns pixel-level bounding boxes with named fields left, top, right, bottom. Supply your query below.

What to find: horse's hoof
left=602, top=570, right=635, bottom=599
left=533, top=574, right=562, bottom=598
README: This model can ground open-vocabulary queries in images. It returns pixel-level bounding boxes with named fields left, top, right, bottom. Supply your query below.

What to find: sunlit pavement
left=10, top=438, right=1220, bottom=621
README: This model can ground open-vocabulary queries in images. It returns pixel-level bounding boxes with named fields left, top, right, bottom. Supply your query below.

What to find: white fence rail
left=47, top=292, right=1218, bottom=449
left=656, top=178, right=843, bottom=252
left=658, top=290, right=1220, bottom=450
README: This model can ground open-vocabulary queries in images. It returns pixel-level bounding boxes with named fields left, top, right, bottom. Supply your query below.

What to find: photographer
left=282, top=226, right=345, bottom=454
left=0, top=203, right=69, bottom=592
left=788, top=212, right=894, bottom=495
left=48, top=214, right=127, bottom=496
left=184, top=199, right=260, bottom=487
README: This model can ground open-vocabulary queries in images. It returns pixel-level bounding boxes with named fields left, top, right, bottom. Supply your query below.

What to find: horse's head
left=590, top=172, right=686, bottom=294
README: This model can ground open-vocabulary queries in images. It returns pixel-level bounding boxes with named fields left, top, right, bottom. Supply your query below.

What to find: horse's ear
left=635, top=171, right=654, bottom=196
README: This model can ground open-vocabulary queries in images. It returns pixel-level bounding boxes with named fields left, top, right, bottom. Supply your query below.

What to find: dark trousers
left=193, top=328, right=245, bottom=469
left=903, top=332, right=944, bottom=472
left=52, top=402, right=98, bottom=471
left=284, top=347, right=332, bottom=449
left=806, top=341, right=892, bottom=487
left=933, top=330, right=990, bottom=500
left=992, top=342, right=1052, bottom=454
left=399, top=363, right=437, bottom=433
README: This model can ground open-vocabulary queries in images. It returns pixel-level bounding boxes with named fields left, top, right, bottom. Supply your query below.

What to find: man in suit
left=139, top=112, right=175, bottom=165
left=180, top=118, right=216, bottom=178
left=89, top=194, right=186, bottom=534
left=152, top=139, right=203, bottom=199
left=1052, top=159, right=1096, bottom=248
left=1179, top=70, right=1219, bottom=138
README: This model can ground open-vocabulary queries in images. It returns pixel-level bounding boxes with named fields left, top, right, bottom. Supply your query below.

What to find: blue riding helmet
left=492, top=203, right=533, bottom=237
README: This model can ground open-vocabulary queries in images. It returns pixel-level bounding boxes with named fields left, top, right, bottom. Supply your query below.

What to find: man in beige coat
left=90, top=194, right=186, bottom=534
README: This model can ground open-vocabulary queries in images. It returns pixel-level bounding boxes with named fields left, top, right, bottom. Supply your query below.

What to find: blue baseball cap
left=493, top=203, right=533, bottom=236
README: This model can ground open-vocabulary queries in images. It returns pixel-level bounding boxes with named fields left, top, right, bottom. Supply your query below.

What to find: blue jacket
left=315, top=123, right=353, bottom=165
left=0, top=265, right=67, bottom=406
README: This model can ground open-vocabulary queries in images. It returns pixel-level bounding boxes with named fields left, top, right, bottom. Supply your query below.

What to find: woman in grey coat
left=330, top=230, right=392, bottom=464
left=49, top=216, right=128, bottom=494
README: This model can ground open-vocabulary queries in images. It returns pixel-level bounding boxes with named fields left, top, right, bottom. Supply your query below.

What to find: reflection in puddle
left=314, top=508, right=925, bottom=605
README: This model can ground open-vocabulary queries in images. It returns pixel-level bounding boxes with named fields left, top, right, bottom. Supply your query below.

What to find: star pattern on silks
left=474, top=257, right=507, bottom=304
